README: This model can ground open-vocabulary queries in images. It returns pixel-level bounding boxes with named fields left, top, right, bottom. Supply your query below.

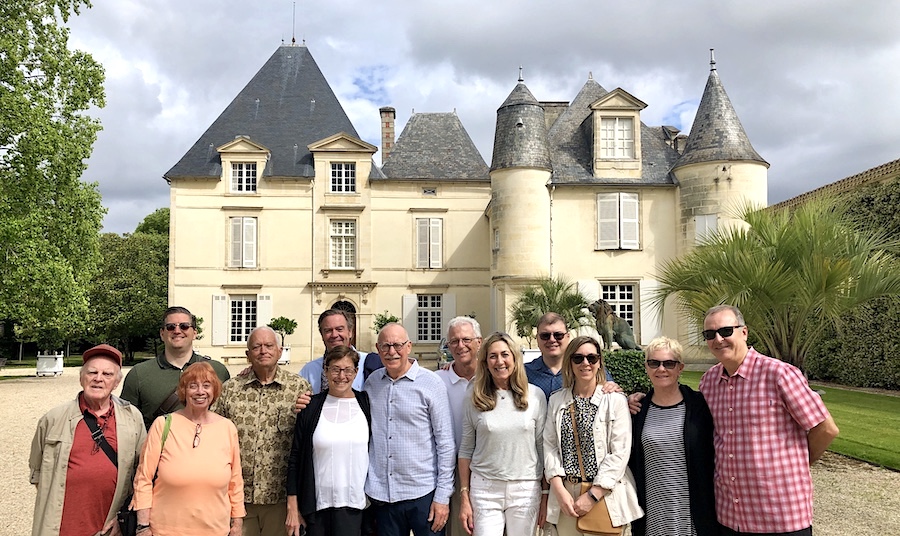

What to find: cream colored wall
left=490, top=168, right=553, bottom=279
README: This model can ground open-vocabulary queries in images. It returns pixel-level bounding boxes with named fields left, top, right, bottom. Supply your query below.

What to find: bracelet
left=587, top=489, right=600, bottom=503
left=136, top=524, right=150, bottom=530
left=460, top=486, right=470, bottom=493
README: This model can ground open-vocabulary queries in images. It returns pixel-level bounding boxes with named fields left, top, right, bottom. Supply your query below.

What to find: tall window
left=416, top=218, right=443, bottom=269
left=600, top=117, right=634, bottom=159
left=330, top=219, right=356, bottom=269
left=330, top=163, right=356, bottom=192
left=695, top=214, right=718, bottom=243
left=230, top=217, right=257, bottom=268
left=417, top=294, right=442, bottom=343
left=597, top=192, right=639, bottom=250
left=230, top=295, right=257, bottom=343
left=231, top=162, right=257, bottom=193
left=601, top=284, right=635, bottom=327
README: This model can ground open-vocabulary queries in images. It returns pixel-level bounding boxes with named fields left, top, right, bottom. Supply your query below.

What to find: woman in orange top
left=133, top=361, right=245, bottom=536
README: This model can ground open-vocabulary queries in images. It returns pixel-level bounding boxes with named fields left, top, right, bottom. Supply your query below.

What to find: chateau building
left=165, top=44, right=767, bottom=362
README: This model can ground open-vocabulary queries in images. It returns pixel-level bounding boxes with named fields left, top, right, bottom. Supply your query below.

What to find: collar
left=528, top=357, right=556, bottom=374
left=447, top=362, right=472, bottom=384
left=715, top=346, right=759, bottom=381
left=376, top=358, right=419, bottom=382
left=77, top=392, right=115, bottom=419
left=156, top=351, right=199, bottom=370
left=240, top=365, right=288, bottom=386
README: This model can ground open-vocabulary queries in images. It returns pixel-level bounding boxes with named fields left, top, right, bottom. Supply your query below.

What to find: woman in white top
left=287, top=346, right=372, bottom=536
left=543, top=336, right=642, bottom=536
left=458, top=332, right=547, bottom=536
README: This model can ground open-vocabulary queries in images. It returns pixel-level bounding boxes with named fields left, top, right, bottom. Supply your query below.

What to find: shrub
left=605, top=349, right=650, bottom=394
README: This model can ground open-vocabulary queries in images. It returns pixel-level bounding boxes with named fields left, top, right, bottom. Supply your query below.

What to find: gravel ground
left=2, top=365, right=897, bottom=535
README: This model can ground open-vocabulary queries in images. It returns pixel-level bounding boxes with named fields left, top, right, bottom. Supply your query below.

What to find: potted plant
left=268, top=316, right=297, bottom=364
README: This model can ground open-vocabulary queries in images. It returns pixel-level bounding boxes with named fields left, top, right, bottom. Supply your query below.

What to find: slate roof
left=165, top=45, right=377, bottom=180
left=674, top=69, right=768, bottom=169
left=544, top=78, right=679, bottom=185
left=490, top=82, right=551, bottom=172
left=381, top=112, right=489, bottom=181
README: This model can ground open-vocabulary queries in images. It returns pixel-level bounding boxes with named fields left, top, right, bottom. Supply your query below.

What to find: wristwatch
left=587, top=489, right=600, bottom=503
left=136, top=524, right=151, bottom=532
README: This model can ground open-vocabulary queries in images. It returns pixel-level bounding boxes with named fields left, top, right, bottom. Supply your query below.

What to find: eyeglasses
left=193, top=423, right=202, bottom=448
left=702, top=325, right=744, bottom=341
left=250, top=342, right=276, bottom=352
left=164, top=322, right=193, bottom=332
left=571, top=353, right=600, bottom=365
left=646, top=359, right=679, bottom=370
left=448, top=337, right=479, bottom=347
left=377, top=341, right=409, bottom=353
left=539, top=332, right=566, bottom=342
left=327, top=366, right=357, bottom=377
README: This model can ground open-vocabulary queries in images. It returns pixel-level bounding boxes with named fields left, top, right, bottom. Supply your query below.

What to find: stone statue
left=588, top=299, right=641, bottom=350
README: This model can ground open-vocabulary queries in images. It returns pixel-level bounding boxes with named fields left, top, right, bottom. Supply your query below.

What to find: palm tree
left=652, top=197, right=900, bottom=370
left=509, top=276, right=588, bottom=346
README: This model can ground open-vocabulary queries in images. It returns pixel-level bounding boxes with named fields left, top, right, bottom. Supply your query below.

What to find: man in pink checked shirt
left=699, top=304, right=839, bottom=536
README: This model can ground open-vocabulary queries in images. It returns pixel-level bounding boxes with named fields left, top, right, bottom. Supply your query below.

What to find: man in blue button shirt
left=365, top=323, right=455, bottom=536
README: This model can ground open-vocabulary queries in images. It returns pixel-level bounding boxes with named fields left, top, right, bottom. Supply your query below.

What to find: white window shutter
left=243, top=217, right=257, bottom=268
left=257, top=294, right=272, bottom=327
left=230, top=218, right=242, bottom=267
left=441, top=293, right=456, bottom=325
left=597, top=193, right=620, bottom=249
left=212, top=294, right=228, bottom=346
left=430, top=219, right=442, bottom=268
left=416, top=218, right=429, bottom=268
left=620, top=193, right=640, bottom=250
left=401, top=294, right=417, bottom=342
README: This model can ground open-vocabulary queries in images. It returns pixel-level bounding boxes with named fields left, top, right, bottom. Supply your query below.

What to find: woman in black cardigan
left=629, top=337, right=720, bottom=536
left=287, top=345, right=372, bottom=536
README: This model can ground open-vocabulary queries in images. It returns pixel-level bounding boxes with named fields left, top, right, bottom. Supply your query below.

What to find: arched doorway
left=331, top=300, right=358, bottom=347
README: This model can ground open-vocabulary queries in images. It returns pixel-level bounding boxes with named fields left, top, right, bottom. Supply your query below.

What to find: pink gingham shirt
left=699, top=348, right=829, bottom=533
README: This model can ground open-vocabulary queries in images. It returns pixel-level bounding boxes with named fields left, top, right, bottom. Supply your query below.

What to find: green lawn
left=681, top=371, right=900, bottom=470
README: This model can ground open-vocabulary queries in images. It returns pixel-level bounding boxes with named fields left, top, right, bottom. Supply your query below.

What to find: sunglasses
left=646, top=359, right=679, bottom=370
left=702, top=325, right=743, bottom=341
left=571, top=353, right=600, bottom=365
left=539, top=331, right=566, bottom=342
left=164, top=322, right=194, bottom=332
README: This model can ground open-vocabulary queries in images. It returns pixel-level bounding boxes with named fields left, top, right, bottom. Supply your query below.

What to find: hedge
left=605, top=349, right=651, bottom=394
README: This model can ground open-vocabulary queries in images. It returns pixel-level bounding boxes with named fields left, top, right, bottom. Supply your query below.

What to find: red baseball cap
left=82, top=344, right=123, bottom=367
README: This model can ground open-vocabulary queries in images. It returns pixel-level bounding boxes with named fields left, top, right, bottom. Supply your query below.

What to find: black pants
left=306, top=507, right=364, bottom=536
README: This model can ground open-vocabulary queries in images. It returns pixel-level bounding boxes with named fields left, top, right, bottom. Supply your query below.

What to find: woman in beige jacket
left=543, top=336, right=642, bottom=535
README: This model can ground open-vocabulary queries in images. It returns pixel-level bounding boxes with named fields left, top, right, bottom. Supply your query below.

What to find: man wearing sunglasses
left=121, top=306, right=231, bottom=429
left=525, top=312, right=619, bottom=400
left=699, top=304, right=838, bottom=536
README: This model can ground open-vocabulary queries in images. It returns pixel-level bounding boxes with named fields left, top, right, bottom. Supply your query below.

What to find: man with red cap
left=29, top=344, right=147, bottom=536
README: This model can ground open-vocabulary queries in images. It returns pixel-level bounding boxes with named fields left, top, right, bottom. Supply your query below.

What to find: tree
left=268, top=316, right=297, bottom=347
left=509, top=276, right=588, bottom=346
left=90, top=231, right=168, bottom=361
left=1, top=1, right=106, bottom=350
left=372, top=310, right=400, bottom=334
left=652, top=198, right=900, bottom=370
left=135, top=207, right=170, bottom=236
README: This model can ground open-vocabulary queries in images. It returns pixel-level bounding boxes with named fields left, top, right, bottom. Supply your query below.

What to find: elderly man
left=30, top=344, right=147, bottom=536
left=435, top=316, right=481, bottom=536
left=122, top=306, right=230, bottom=429
left=215, top=326, right=312, bottom=536
left=365, top=323, right=455, bottom=536
left=700, top=304, right=839, bottom=536
left=300, top=309, right=375, bottom=393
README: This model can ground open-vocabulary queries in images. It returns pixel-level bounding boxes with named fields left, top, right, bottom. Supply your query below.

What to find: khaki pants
left=243, top=502, right=287, bottom=536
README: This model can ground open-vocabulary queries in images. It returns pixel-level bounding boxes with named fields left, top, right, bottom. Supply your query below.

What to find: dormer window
left=231, top=162, right=257, bottom=193
left=330, top=163, right=356, bottom=193
left=600, top=117, right=634, bottom=159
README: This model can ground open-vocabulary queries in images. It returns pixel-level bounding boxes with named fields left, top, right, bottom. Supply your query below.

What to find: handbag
left=568, top=399, right=623, bottom=536
left=116, top=413, right=173, bottom=536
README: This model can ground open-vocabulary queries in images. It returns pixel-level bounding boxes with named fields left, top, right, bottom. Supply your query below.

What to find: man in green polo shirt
left=121, top=306, right=230, bottom=429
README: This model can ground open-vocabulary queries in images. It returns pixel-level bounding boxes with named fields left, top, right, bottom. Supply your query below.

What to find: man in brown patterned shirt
left=214, top=326, right=312, bottom=536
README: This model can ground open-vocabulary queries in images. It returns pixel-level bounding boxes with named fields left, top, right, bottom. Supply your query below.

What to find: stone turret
left=672, top=51, right=769, bottom=254
left=489, top=74, right=553, bottom=332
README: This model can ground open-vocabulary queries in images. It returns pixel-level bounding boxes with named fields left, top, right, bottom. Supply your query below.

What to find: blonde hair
left=562, top=336, right=606, bottom=389
left=471, top=332, right=529, bottom=411
left=643, top=336, right=684, bottom=362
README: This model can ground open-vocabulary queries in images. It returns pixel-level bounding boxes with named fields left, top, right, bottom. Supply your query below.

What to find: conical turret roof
left=674, top=68, right=768, bottom=169
left=490, top=80, right=550, bottom=171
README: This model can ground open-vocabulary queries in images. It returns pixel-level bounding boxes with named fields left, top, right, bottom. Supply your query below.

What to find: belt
left=563, top=475, right=593, bottom=484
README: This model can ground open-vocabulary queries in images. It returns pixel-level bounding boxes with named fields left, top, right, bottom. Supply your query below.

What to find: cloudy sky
left=66, top=0, right=900, bottom=234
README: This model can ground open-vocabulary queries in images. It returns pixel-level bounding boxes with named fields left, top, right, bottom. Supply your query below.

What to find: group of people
left=29, top=304, right=838, bottom=536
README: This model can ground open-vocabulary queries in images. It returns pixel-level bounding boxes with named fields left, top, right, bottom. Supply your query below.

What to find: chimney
left=379, top=106, right=396, bottom=165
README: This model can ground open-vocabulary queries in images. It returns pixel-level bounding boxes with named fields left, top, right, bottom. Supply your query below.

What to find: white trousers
left=469, top=472, right=541, bottom=536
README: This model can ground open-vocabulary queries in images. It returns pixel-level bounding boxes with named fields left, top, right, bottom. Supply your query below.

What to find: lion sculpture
left=588, top=299, right=641, bottom=350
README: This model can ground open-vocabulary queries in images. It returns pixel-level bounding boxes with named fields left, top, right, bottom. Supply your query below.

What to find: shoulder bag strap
left=153, top=390, right=181, bottom=419
left=568, top=402, right=588, bottom=482
left=153, top=413, right=172, bottom=483
left=83, top=409, right=118, bottom=468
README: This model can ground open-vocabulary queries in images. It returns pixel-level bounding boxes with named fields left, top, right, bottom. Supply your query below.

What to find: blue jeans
left=373, top=489, right=446, bottom=536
